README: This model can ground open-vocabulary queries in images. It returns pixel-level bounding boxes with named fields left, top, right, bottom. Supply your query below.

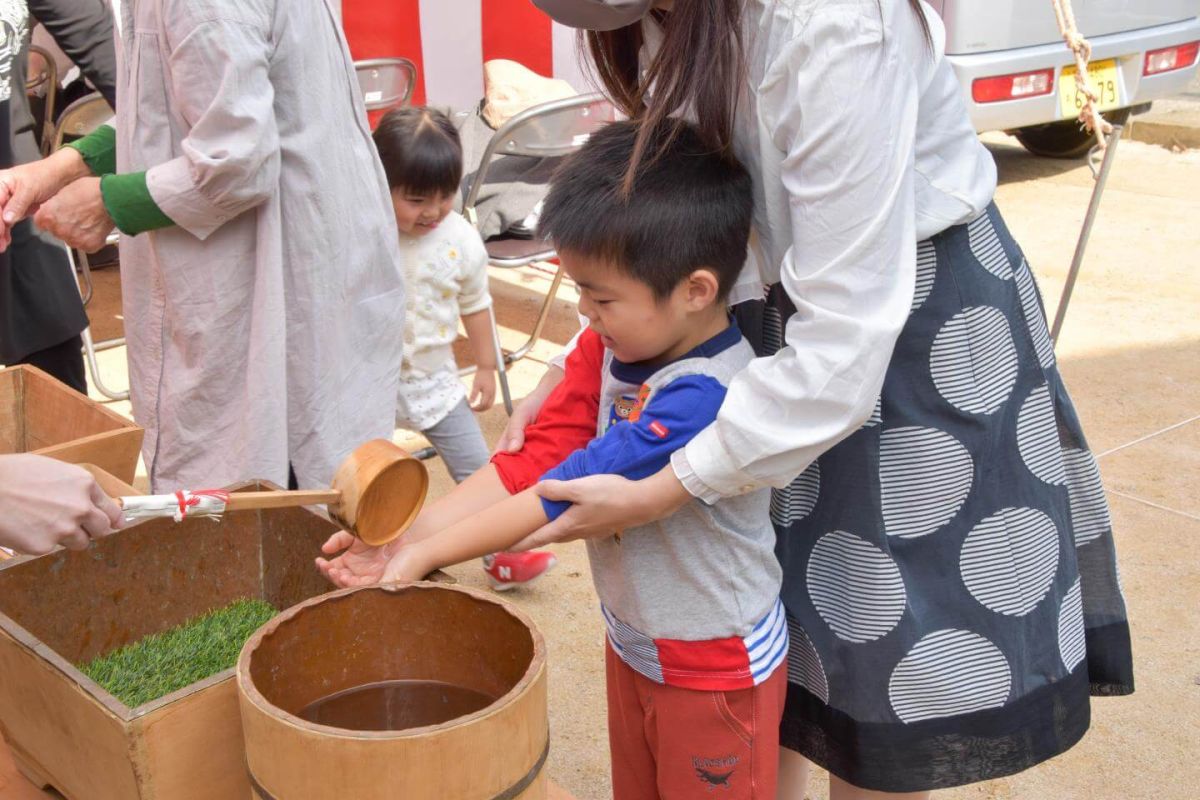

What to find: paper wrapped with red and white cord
left=119, top=489, right=232, bottom=524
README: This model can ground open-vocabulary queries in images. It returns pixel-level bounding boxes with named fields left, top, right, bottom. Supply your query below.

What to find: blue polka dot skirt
left=734, top=203, right=1134, bottom=792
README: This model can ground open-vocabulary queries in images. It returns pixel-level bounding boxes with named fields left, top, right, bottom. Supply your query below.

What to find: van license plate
left=1059, top=60, right=1121, bottom=119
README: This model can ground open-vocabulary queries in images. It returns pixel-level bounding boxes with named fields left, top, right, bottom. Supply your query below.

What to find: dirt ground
left=4, top=132, right=1197, bottom=800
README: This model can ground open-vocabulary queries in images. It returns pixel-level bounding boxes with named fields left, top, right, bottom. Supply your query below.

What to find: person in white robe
left=0, top=0, right=404, bottom=492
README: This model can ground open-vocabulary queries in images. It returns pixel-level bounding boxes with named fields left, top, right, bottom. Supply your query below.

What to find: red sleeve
left=491, top=329, right=605, bottom=494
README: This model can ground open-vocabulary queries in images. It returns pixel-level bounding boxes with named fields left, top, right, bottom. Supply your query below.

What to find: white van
left=936, top=0, right=1200, bottom=156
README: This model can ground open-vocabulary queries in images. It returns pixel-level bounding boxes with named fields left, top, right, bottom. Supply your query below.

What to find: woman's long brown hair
left=584, top=0, right=932, bottom=190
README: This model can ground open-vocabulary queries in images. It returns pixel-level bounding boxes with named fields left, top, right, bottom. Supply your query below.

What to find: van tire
left=1015, top=108, right=1131, bottom=158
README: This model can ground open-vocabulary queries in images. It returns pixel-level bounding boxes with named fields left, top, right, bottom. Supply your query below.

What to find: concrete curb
left=1124, top=109, right=1200, bottom=151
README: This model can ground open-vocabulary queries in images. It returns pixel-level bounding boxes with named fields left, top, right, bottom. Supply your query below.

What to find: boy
left=318, top=120, right=786, bottom=799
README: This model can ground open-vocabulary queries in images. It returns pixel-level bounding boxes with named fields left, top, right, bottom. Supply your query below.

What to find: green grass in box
left=78, top=598, right=277, bottom=708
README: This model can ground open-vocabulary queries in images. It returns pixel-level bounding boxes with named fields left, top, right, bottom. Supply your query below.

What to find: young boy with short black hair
left=320, top=119, right=786, bottom=799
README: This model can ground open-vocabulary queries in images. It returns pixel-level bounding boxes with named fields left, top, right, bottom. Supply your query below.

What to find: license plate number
left=1059, top=59, right=1121, bottom=119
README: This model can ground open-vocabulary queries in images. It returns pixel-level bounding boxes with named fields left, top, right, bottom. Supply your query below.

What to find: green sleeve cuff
left=100, top=172, right=175, bottom=236
left=64, top=124, right=117, bottom=176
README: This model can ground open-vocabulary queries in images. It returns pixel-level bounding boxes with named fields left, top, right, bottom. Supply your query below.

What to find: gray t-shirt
left=542, top=324, right=785, bottom=688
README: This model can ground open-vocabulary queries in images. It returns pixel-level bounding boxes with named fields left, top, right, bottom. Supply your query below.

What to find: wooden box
left=0, top=481, right=340, bottom=800
left=0, top=364, right=142, bottom=484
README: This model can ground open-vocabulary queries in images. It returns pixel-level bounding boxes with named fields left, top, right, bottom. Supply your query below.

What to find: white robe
left=114, top=0, right=405, bottom=491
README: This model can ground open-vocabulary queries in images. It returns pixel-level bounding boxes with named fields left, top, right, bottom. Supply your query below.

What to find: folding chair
left=353, top=58, right=418, bottom=113
left=24, top=44, right=58, bottom=157
left=461, top=92, right=617, bottom=415
left=50, top=92, right=128, bottom=401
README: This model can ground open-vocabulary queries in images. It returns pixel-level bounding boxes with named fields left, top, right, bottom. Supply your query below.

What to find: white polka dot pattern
left=881, top=427, right=973, bottom=539
left=1061, top=448, right=1111, bottom=546
left=1058, top=578, right=1087, bottom=672
left=967, top=213, right=1014, bottom=280
left=960, top=507, right=1060, bottom=616
left=1014, top=260, right=1056, bottom=370
left=786, top=616, right=830, bottom=703
left=1016, top=384, right=1067, bottom=485
left=771, top=462, right=820, bottom=527
left=930, top=306, right=1019, bottom=415
left=807, top=530, right=907, bottom=643
left=889, top=629, right=1012, bottom=723
left=912, top=240, right=937, bottom=312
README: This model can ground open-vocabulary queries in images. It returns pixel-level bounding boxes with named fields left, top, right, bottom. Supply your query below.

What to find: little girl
left=373, top=107, right=555, bottom=590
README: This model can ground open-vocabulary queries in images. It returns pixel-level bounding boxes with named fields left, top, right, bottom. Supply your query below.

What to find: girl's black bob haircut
left=538, top=119, right=753, bottom=301
left=373, top=106, right=463, bottom=197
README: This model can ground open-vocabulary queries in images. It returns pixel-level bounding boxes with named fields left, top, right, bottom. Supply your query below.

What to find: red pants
left=605, top=642, right=787, bottom=800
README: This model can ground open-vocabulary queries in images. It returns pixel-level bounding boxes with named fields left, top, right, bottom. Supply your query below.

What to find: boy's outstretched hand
left=316, top=531, right=394, bottom=587
left=315, top=531, right=434, bottom=587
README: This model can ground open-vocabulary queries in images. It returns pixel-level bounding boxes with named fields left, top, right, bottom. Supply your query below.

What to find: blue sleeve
left=539, top=375, right=727, bottom=520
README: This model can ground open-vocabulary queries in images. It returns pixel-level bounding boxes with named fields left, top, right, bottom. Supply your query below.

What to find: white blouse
left=671, top=0, right=998, bottom=502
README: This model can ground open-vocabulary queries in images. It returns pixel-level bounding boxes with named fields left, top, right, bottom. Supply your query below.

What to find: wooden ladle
left=109, top=439, right=428, bottom=546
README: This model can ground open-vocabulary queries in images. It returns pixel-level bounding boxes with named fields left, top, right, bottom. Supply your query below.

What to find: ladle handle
left=115, top=489, right=344, bottom=523
left=222, top=490, right=342, bottom=511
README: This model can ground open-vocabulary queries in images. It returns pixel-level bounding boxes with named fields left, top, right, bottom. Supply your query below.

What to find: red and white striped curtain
left=341, top=0, right=593, bottom=110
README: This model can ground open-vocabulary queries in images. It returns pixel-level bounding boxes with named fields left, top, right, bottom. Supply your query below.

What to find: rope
left=1051, top=0, right=1113, bottom=151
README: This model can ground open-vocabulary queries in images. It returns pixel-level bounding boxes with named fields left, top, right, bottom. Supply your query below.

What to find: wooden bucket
left=237, top=584, right=549, bottom=800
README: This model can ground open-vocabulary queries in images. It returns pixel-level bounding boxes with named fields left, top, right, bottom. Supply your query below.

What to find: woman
left=506, top=0, right=1134, bottom=797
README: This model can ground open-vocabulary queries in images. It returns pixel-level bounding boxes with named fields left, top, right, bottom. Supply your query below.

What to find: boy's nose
left=577, top=295, right=597, bottom=320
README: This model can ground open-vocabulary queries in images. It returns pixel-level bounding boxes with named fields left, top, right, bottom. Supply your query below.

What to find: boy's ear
left=683, top=268, right=721, bottom=310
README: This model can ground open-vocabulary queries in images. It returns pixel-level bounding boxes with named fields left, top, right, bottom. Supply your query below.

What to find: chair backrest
left=27, top=44, right=60, bottom=157
left=25, top=44, right=56, bottom=94
left=463, top=92, right=618, bottom=217
left=354, top=57, right=418, bottom=112
left=51, top=93, right=114, bottom=152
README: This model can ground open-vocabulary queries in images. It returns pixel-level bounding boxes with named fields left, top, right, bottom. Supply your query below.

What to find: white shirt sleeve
left=673, top=6, right=920, bottom=502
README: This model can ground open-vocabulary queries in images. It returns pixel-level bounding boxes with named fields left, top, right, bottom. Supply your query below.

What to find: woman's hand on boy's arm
left=511, top=465, right=691, bottom=551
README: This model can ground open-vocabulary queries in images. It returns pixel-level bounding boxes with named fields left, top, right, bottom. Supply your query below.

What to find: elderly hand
left=508, top=465, right=692, bottom=551
left=34, top=176, right=115, bottom=253
left=0, top=455, right=124, bottom=556
left=0, top=148, right=91, bottom=251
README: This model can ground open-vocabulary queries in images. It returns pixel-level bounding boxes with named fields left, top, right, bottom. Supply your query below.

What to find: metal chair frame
left=461, top=92, right=616, bottom=414
left=353, top=57, right=418, bottom=112
left=25, top=44, right=58, bottom=157
left=49, top=92, right=127, bottom=400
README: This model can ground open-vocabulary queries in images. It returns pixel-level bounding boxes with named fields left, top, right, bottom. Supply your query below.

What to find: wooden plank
left=77, top=464, right=139, bottom=499
left=0, top=630, right=138, bottom=800
left=0, top=367, right=25, bottom=453
left=0, top=732, right=57, bottom=799
left=0, top=513, right=262, bottom=665
left=36, top=429, right=144, bottom=485
left=3, top=730, right=581, bottom=800
left=21, top=365, right=130, bottom=447
left=135, top=677, right=252, bottom=799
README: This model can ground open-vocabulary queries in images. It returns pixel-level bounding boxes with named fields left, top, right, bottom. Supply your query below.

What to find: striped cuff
left=64, top=124, right=116, bottom=176
left=100, top=172, right=175, bottom=236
